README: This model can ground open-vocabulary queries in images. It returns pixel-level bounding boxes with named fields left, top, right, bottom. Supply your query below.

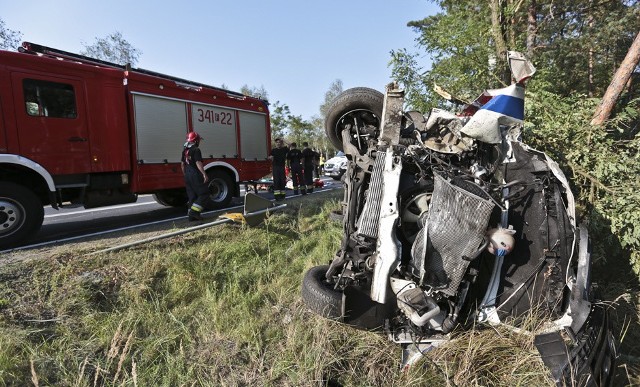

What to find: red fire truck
left=0, top=42, right=272, bottom=248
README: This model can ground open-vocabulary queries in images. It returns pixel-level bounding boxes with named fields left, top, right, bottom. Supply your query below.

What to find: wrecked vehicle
left=301, top=52, right=616, bottom=385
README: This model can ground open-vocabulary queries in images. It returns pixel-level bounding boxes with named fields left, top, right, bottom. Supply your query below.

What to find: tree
left=288, top=115, right=315, bottom=145
left=80, top=32, right=141, bottom=66
left=0, top=18, right=22, bottom=50
left=319, top=79, right=344, bottom=118
left=392, top=2, right=495, bottom=112
left=269, top=101, right=291, bottom=141
left=240, top=85, right=269, bottom=100
left=591, top=31, right=640, bottom=126
left=392, top=1, right=639, bottom=111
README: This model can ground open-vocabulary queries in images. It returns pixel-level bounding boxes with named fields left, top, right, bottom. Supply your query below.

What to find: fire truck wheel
left=301, top=265, right=343, bottom=320
left=207, top=170, right=234, bottom=208
left=152, top=190, right=188, bottom=207
left=0, top=182, right=44, bottom=248
left=324, top=87, right=383, bottom=154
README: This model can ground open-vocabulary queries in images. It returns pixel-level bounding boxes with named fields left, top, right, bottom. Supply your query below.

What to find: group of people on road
left=179, top=131, right=323, bottom=221
left=269, top=138, right=321, bottom=201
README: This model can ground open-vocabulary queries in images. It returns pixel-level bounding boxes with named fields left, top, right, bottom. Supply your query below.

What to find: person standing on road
left=269, top=138, right=289, bottom=201
left=301, top=142, right=316, bottom=193
left=319, top=153, right=325, bottom=178
left=181, top=131, right=209, bottom=220
left=313, top=148, right=321, bottom=178
left=287, top=142, right=305, bottom=195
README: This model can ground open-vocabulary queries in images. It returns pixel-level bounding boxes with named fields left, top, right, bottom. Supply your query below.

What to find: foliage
left=240, top=84, right=269, bottom=101
left=269, top=101, right=292, bottom=142
left=80, top=31, right=142, bottom=66
left=0, top=18, right=22, bottom=50
left=319, top=79, right=344, bottom=118
left=269, top=103, right=325, bottom=154
left=524, top=86, right=640, bottom=272
left=392, top=1, right=640, bottom=111
left=390, top=2, right=494, bottom=112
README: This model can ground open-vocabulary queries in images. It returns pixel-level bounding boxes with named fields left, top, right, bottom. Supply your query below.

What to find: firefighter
left=269, top=138, right=289, bottom=201
left=301, top=142, right=316, bottom=193
left=287, top=142, right=305, bottom=195
left=181, top=131, right=209, bottom=220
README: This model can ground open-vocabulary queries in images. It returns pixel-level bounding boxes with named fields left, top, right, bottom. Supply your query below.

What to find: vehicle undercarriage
left=301, top=53, right=616, bottom=386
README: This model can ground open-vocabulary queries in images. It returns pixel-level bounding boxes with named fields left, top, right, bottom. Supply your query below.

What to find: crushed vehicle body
left=301, top=52, right=615, bottom=386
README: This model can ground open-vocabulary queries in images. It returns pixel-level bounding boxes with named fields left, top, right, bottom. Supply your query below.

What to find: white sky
left=1, top=0, right=438, bottom=120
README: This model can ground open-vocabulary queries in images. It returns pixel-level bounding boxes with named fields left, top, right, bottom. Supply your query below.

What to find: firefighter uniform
left=181, top=139, right=209, bottom=220
left=287, top=145, right=305, bottom=195
left=270, top=145, right=289, bottom=201
left=301, top=145, right=316, bottom=193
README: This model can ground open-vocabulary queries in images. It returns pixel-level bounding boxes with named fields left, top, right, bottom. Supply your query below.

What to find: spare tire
left=324, top=87, right=383, bottom=154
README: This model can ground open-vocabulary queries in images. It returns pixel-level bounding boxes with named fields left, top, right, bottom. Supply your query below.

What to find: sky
left=1, top=0, right=439, bottom=121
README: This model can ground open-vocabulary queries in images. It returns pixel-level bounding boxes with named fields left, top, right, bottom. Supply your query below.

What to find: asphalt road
left=11, top=177, right=339, bottom=251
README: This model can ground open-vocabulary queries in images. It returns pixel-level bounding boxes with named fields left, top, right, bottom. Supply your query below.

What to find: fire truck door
left=11, top=74, right=91, bottom=175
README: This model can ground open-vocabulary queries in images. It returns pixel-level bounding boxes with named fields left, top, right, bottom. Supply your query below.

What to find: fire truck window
left=22, top=79, right=77, bottom=118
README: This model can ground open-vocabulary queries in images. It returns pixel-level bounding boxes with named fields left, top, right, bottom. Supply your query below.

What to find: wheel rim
left=335, top=109, right=380, bottom=152
left=0, top=197, right=26, bottom=237
left=208, top=178, right=229, bottom=202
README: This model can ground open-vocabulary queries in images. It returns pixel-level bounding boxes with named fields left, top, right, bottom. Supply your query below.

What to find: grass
left=0, top=190, right=637, bottom=386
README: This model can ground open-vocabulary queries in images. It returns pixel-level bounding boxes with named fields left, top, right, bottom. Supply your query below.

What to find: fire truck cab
left=0, top=42, right=271, bottom=248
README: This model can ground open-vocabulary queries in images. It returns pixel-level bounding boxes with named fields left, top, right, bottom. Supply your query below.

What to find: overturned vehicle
left=301, top=52, right=615, bottom=385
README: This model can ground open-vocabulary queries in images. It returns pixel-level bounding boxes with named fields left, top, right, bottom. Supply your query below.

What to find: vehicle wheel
left=324, top=87, right=384, bottom=154
left=152, top=189, right=188, bottom=207
left=0, top=182, right=44, bottom=248
left=301, top=265, right=343, bottom=320
left=207, top=170, right=234, bottom=208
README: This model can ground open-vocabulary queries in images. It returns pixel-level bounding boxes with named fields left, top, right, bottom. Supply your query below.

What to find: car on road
left=323, top=151, right=348, bottom=180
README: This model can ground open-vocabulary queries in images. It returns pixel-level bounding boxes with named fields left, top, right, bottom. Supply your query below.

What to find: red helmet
left=186, top=131, right=203, bottom=142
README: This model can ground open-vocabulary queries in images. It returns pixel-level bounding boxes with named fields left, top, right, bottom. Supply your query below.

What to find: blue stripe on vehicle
left=481, top=95, right=524, bottom=120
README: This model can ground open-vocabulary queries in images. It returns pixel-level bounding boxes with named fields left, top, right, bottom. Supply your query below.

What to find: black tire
left=0, top=182, right=44, bottom=248
left=324, top=87, right=384, bottom=153
left=207, top=170, right=234, bottom=209
left=301, top=265, right=343, bottom=320
left=152, top=189, right=188, bottom=207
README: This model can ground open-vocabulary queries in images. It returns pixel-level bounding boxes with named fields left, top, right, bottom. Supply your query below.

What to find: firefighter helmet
left=186, top=131, right=203, bottom=142
left=187, top=132, right=204, bottom=142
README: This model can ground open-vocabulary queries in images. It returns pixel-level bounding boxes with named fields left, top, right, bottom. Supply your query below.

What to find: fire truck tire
left=207, top=170, right=234, bottom=208
left=152, top=190, right=188, bottom=207
left=324, top=87, right=383, bottom=154
left=301, top=265, right=343, bottom=320
left=0, top=182, right=44, bottom=248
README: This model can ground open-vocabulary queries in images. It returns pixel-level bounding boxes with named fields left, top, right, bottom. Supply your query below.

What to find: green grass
left=0, top=190, right=635, bottom=386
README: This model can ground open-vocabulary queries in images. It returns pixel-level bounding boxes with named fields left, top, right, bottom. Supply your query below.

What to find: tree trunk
left=490, top=0, right=511, bottom=85
left=526, top=0, right=537, bottom=58
left=591, top=31, right=640, bottom=126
